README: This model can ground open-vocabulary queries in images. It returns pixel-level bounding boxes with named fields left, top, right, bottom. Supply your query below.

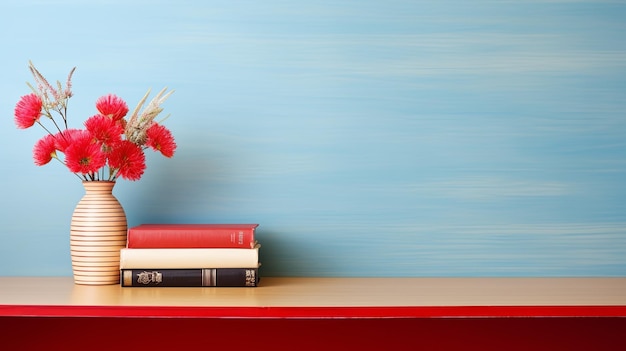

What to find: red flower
left=96, top=94, right=129, bottom=121
left=146, top=123, right=177, bottom=158
left=14, top=62, right=176, bottom=182
left=14, top=93, right=43, bottom=129
left=54, top=129, right=87, bottom=152
left=64, top=133, right=106, bottom=175
left=33, top=134, right=57, bottom=166
left=108, top=140, right=146, bottom=181
left=85, top=114, right=123, bottom=149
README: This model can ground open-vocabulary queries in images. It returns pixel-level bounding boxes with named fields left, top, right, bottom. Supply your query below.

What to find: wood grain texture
left=1, top=277, right=625, bottom=317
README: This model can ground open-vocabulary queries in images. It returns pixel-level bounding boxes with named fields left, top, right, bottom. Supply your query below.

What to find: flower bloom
left=33, top=134, right=58, bottom=166
left=96, top=94, right=129, bottom=121
left=15, top=63, right=175, bottom=182
left=14, top=93, right=43, bottom=129
left=54, top=129, right=87, bottom=152
left=64, top=134, right=106, bottom=174
left=146, top=123, right=177, bottom=158
left=108, top=140, right=146, bottom=181
left=85, top=114, right=123, bottom=149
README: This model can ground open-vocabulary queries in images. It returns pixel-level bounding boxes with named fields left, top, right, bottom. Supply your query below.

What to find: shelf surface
left=1, top=276, right=625, bottom=318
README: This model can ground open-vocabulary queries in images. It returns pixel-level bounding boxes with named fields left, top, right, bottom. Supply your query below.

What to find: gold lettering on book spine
left=136, top=271, right=163, bottom=285
left=245, top=269, right=256, bottom=287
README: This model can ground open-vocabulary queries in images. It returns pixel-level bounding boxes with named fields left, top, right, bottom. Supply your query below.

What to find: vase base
left=73, top=275, right=120, bottom=285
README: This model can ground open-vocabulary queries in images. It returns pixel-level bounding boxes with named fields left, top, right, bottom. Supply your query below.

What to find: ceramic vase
left=70, top=181, right=127, bottom=285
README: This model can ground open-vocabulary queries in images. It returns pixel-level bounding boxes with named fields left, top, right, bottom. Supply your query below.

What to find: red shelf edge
left=1, top=305, right=625, bottom=318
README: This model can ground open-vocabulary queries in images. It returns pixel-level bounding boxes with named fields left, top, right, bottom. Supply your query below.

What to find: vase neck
left=82, top=181, right=116, bottom=194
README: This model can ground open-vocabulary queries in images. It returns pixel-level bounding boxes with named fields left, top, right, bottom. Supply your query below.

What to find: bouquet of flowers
left=13, top=61, right=176, bottom=181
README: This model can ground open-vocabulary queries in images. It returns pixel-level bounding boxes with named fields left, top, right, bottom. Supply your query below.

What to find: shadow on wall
left=119, top=139, right=277, bottom=223
left=120, top=150, right=232, bottom=225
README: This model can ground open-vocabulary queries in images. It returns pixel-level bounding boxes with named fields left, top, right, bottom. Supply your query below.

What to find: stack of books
left=119, top=223, right=261, bottom=287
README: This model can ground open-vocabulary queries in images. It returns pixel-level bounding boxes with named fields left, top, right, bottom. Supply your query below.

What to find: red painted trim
left=3, top=316, right=625, bottom=350
left=1, top=304, right=625, bottom=318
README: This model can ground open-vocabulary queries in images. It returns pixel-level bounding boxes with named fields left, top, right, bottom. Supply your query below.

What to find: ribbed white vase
left=70, top=181, right=127, bottom=285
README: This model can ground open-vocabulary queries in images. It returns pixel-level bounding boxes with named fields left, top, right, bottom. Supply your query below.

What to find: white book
left=119, top=244, right=260, bottom=269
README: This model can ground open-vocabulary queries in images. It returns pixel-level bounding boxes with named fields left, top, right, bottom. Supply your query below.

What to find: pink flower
left=85, top=114, right=123, bottom=149
left=33, top=134, right=57, bottom=166
left=64, top=133, right=106, bottom=175
left=96, top=94, right=129, bottom=121
left=108, top=140, right=146, bottom=181
left=146, top=123, right=177, bottom=158
left=14, top=93, right=43, bottom=129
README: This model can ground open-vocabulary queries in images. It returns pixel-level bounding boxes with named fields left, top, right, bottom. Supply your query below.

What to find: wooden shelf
left=2, top=277, right=625, bottom=350
left=1, top=276, right=625, bottom=318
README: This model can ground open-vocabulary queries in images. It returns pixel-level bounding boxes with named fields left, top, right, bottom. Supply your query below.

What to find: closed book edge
left=121, top=267, right=260, bottom=287
left=127, top=223, right=259, bottom=249
left=119, top=244, right=261, bottom=269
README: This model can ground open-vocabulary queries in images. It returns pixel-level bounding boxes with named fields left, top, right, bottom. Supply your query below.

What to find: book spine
left=121, top=268, right=259, bottom=287
left=126, top=227, right=256, bottom=248
left=119, top=246, right=260, bottom=269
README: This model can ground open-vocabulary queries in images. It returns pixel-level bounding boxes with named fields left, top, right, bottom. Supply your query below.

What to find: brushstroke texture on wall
left=1, top=0, right=625, bottom=277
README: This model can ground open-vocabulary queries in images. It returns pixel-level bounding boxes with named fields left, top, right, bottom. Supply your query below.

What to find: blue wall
left=1, top=0, right=625, bottom=277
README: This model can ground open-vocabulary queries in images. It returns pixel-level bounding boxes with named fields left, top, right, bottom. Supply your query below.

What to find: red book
left=127, top=224, right=259, bottom=249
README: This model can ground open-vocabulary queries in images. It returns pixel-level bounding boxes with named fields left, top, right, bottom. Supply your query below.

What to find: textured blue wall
left=1, top=0, right=625, bottom=277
